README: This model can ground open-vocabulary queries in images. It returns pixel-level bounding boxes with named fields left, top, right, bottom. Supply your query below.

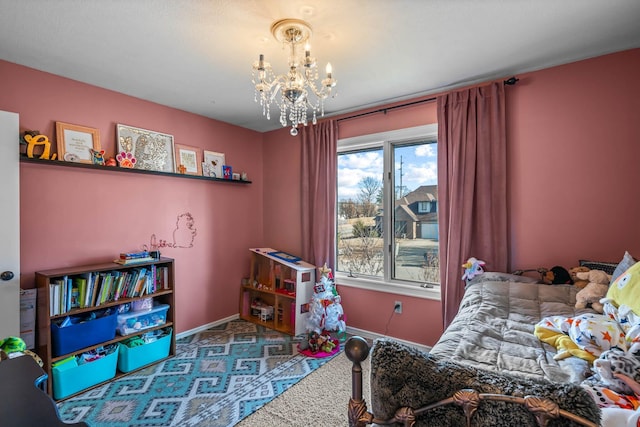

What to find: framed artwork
left=116, top=124, right=175, bottom=173
left=203, top=150, right=225, bottom=178
left=56, top=122, right=101, bottom=164
left=173, top=143, right=202, bottom=175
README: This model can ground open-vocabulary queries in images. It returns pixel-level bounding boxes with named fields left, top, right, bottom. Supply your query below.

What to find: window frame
left=336, top=124, right=440, bottom=300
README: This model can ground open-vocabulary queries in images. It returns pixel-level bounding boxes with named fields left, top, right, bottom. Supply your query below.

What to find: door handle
left=0, top=271, right=14, bottom=281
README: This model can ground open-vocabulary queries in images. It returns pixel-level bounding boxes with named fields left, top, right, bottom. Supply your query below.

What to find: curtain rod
left=337, top=76, right=519, bottom=123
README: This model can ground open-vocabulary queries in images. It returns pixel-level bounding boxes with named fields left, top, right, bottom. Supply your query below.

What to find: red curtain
left=437, top=82, right=507, bottom=328
left=301, top=120, right=338, bottom=271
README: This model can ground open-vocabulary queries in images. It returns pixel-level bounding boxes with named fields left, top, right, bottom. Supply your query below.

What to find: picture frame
left=202, top=150, right=225, bottom=178
left=174, top=143, right=202, bottom=175
left=116, top=124, right=175, bottom=173
left=56, top=122, right=101, bottom=164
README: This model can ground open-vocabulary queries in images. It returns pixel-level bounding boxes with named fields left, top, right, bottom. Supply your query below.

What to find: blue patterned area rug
left=57, top=319, right=341, bottom=426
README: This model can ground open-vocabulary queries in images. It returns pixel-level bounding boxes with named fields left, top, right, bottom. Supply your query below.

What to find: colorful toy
left=0, top=336, right=26, bottom=354
left=90, top=148, right=105, bottom=165
left=606, top=261, right=640, bottom=315
left=461, top=257, right=485, bottom=281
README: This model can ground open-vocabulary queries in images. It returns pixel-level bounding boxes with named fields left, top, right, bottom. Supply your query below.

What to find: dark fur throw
left=370, top=339, right=600, bottom=427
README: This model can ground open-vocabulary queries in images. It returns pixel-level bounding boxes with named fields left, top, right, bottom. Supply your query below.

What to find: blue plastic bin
left=117, top=328, right=173, bottom=373
left=51, top=310, right=117, bottom=357
left=52, top=345, right=118, bottom=400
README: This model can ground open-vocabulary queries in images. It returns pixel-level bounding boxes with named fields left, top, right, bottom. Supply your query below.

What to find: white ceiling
left=2, top=1, right=640, bottom=133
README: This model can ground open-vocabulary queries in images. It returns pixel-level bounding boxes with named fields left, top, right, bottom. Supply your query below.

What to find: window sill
left=335, top=274, right=441, bottom=301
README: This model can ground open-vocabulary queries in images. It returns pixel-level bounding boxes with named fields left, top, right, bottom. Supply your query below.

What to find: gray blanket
left=430, top=273, right=597, bottom=384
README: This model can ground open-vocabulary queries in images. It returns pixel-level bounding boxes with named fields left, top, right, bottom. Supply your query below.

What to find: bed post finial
left=346, top=336, right=372, bottom=427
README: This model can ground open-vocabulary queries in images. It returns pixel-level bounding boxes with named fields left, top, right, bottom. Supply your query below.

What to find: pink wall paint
left=261, top=48, right=640, bottom=346
left=1, top=60, right=265, bottom=334
left=507, top=48, right=640, bottom=269
left=262, top=127, right=304, bottom=254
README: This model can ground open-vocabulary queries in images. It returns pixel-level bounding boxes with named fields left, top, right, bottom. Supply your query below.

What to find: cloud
left=415, top=144, right=436, bottom=157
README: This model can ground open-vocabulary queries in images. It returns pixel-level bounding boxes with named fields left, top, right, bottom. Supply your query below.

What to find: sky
left=337, top=141, right=437, bottom=201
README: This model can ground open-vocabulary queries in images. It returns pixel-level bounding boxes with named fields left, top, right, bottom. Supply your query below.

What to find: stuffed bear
left=569, top=266, right=591, bottom=289
left=575, top=269, right=612, bottom=313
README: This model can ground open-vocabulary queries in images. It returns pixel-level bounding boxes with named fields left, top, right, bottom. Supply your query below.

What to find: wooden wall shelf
left=20, top=157, right=252, bottom=184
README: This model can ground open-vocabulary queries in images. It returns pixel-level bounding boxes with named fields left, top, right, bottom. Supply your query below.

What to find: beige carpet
left=236, top=349, right=371, bottom=426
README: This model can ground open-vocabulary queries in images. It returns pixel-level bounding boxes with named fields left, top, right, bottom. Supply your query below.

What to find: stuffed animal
left=606, top=261, right=640, bottom=315
left=575, top=269, right=612, bottom=313
left=569, top=266, right=591, bottom=289
left=543, top=265, right=572, bottom=285
left=461, top=257, right=486, bottom=282
left=581, top=348, right=640, bottom=407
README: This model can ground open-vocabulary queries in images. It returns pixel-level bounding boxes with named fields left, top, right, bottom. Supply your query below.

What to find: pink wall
left=507, top=48, right=640, bottom=268
left=262, top=127, right=304, bottom=254
left=4, top=47, right=639, bottom=346
left=261, top=48, right=640, bottom=346
left=1, top=60, right=265, bottom=334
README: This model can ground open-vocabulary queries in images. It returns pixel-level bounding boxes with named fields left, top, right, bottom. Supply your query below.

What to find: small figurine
left=90, top=149, right=105, bottom=165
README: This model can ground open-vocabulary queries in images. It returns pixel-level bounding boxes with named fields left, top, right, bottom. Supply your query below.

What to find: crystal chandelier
left=252, top=19, right=337, bottom=136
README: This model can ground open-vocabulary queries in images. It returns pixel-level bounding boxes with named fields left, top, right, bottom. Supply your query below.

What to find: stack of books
left=114, top=250, right=155, bottom=265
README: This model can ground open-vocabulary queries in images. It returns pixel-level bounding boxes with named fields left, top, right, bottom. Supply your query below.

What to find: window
left=336, top=124, right=439, bottom=294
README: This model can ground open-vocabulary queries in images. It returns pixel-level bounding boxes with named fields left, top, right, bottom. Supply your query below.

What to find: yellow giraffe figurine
left=24, top=133, right=57, bottom=160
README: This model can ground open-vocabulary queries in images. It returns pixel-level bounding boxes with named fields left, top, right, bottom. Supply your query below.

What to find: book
left=119, top=250, right=150, bottom=260
left=71, top=278, right=82, bottom=309
left=114, top=272, right=126, bottom=300
left=113, top=256, right=155, bottom=265
left=133, top=268, right=148, bottom=297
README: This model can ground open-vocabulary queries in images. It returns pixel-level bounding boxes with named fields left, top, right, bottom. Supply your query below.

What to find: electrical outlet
left=394, top=301, right=402, bottom=314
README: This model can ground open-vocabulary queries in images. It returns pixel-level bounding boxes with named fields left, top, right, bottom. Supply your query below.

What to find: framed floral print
left=116, top=124, right=175, bottom=173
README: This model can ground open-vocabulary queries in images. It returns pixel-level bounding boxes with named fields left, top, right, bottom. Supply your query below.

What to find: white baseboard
left=346, top=325, right=432, bottom=353
left=176, top=314, right=239, bottom=340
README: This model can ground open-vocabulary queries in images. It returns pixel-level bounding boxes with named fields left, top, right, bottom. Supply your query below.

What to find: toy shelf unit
left=35, top=257, right=175, bottom=400
left=240, top=248, right=316, bottom=336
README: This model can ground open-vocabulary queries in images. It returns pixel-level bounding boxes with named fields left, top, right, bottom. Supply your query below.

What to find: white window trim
left=336, top=123, right=439, bottom=299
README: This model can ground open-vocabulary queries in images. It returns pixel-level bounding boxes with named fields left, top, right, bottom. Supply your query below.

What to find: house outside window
left=336, top=124, right=439, bottom=297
